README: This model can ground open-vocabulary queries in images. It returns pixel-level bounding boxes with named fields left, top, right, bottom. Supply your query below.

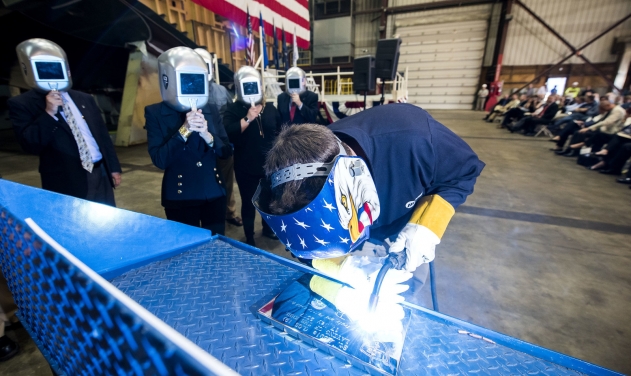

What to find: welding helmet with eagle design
left=17, top=38, right=72, bottom=92
left=158, top=47, right=209, bottom=112
left=253, top=143, right=380, bottom=259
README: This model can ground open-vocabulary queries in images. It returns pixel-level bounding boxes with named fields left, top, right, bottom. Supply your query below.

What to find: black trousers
left=523, top=118, right=550, bottom=134
left=585, top=132, right=613, bottom=153
left=235, top=170, right=271, bottom=240
left=86, top=163, right=116, bottom=207
left=164, top=196, right=227, bottom=235
left=568, top=130, right=595, bottom=146
left=556, top=122, right=581, bottom=147
left=604, top=136, right=631, bottom=173
left=501, top=108, right=526, bottom=126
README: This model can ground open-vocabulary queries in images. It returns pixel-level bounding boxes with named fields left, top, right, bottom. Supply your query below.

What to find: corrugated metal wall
left=504, top=0, right=631, bottom=65
left=354, top=0, right=381, bottom=57
left=392, top=3, right=493, bottom=109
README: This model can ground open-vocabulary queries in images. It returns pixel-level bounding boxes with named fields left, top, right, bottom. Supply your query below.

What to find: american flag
left=246, top=8, right=255, bottom=66
left=192, top=0, right=310, bottom=49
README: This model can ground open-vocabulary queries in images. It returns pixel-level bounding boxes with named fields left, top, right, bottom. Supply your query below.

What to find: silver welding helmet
left=234, top=66, right=263, bottom=105
left=285, top=66, right=306, bottom=95
left=16, top=38, right=72, bottom=92
left=193, top=48, right=213, bottom=83
left=158, top=47, right=209, bottom=112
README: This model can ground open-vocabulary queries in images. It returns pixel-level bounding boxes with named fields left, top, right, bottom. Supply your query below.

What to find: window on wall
left=314, top=0, right=351, bottom=19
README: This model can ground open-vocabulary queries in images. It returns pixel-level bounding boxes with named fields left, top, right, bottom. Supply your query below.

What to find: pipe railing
left=263, top=66, right=408, bottom=102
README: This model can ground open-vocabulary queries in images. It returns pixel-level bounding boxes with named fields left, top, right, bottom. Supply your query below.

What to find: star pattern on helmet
left=298, top=235, right=307, bottom=249
left=294, top=218, right=310, bottom=229
left=323, top=199, right=336, bottom=212
left=280, top=220, right=287, bottom=232
left=286, top=239, right=292, bottom=248
left=305, top=207, right=313, bottom=212
left=320, top=219, right=334, bottom=232
left=339, top=236, right=350, bottom=244
left=314, top=235, right=330, bottom=246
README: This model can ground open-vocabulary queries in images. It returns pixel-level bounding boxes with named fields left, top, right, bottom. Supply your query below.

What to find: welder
left=253, top=104, right=484, bottom=321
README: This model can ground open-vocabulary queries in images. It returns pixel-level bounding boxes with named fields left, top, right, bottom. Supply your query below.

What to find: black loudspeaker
left=375, top=38, right=401, bottom=81
left=353, top=56, right=376, bottom=93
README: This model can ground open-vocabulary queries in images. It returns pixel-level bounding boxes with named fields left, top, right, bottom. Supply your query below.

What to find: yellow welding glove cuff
left=309, top=275, right=344, bottom=305
left=409, top=194, right=455, bottom=239
left=311, top=256, right=347, bottom=277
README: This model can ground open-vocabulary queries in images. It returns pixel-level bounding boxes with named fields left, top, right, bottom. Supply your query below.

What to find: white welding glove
left=337, top=255, right=412, bottom=297
left=388, top=223, right=440, bottom=272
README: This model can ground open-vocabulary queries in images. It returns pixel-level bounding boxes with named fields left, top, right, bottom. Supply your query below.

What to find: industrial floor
left=0, top=110, right=630, bottom=375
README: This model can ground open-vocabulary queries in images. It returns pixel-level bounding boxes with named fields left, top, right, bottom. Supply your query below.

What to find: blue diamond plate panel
left=110, top=239, right=591, bottom=376
left=0, top=207, right=232, bottom=376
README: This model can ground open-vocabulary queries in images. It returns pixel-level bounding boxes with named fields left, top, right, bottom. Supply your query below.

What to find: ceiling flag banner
left=193, top=0, right=310, bottom=49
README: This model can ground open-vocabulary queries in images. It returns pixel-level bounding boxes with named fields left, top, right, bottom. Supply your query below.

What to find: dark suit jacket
left=224, top=102, right=281, bottom=176
left=539, top=102, right=559, bottom=121
left=145, top=102, right=232, bottom=208
left=8, top=89, right=121, bottom=199
left=277, top=91, right=319, bottom=125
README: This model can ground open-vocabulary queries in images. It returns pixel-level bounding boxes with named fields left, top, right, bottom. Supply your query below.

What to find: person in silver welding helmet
left=223, top=66, right=281, bottom=246
left=194, top=48, right=242, bottom=228
left=277, top=67, right=319, bottom=126
left=253, top=104, right=485, bottom=307
left=8, top=38, right=122, bottom=206
left=145, top=47, right=232, bottom=234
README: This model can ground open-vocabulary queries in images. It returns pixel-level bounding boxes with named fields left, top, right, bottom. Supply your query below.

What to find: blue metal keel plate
left=110, top=239, right=609, bottom=376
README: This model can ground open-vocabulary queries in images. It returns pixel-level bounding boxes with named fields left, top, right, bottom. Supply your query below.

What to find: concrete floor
left=0, top=109, right=630, bottom=375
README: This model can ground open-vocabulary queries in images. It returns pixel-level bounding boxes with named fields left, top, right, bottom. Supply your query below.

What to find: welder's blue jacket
left=329, top=103, right=485, bottom=242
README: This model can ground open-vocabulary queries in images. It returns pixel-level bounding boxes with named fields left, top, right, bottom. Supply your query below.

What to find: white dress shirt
left=57, top=92, right=103, bottom=163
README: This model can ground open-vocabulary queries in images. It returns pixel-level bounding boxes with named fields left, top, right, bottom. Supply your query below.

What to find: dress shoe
left=563, top=149, right=580, bottom=157
left=616, top=177, right=631, bottom=184
left=555, top=149, right=570, bottom=155
left=0, top=336, right=18, bottom=362
left=599, top=169, right=619, bottom=175
left=262, top=230, right=279, bottom=240
left=549, top=147, right=563, bottom=152
left=226, top=217, right=243, bottom=227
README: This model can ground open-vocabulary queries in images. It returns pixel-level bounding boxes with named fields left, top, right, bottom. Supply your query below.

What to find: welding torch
left=367, top=251, right=407, bottom=313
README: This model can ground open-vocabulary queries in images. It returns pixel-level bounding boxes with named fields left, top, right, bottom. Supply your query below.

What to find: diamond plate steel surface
left=111, top=239, right=586, bottom=376
left=0, top=208, right=231, bottom=376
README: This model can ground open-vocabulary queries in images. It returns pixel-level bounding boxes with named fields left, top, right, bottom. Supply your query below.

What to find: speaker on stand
left=375, top=38, right=401, bottom=105
left=353, top=55, right=376, bottom=110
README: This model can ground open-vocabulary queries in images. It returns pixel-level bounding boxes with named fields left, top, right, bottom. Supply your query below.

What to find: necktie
left=536, top=105, right=549, bottom=118
left=290, top=102, right=297, bottom=121
left=61, top=95, right=94, bottom=173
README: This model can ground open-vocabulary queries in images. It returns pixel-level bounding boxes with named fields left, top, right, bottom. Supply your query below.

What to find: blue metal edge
left=218, top=235, right=623, bottom=376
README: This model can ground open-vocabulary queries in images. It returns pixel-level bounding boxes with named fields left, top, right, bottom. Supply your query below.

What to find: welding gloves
left=389, top=195, right=455, bottom=272
left=312, top=255, right=412, bottom=297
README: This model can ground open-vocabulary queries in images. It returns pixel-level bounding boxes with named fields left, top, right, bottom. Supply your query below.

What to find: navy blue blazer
left=145, top=102, right=232, bottom=208
left=329, top=103, right=485, bottom=241
left=8, top=89, right=121, bottom=199
left=277, top=91, right=319, bottom=125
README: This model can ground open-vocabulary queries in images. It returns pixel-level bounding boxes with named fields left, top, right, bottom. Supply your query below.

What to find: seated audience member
left=588, top=108, right=631, bottom=174
left=537, top=83, right=547, bottom=98
left=549, top=95, right=598, bottom=134
left=484, top=94, right=520, bottom=122
left=621, top=95, right=631, bottom=110
left=500, top=96, right=539, bottom=129
left=509, top=95, right=558, bottom=135
left=564, top=82, right=581, bottom=98
left=554, top=99, right=625, bottom=156
left=580, top=86, right=594, bottom=97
